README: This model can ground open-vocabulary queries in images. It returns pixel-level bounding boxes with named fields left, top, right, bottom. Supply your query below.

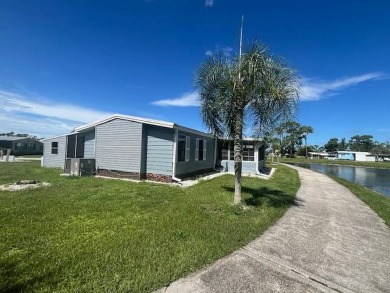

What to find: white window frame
left=195, top=138, right=207, bottom=161
left=195, top=138, right=199, bottom=161
left=51, top=141, right=58, bottom=155
left=177, top=135, right=190, bottom=162
left=203, top=140, right=207, bottom=160
left=185, top=136, right=190, bottom=161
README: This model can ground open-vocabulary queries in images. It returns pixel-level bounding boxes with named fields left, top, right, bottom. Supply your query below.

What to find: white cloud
left=205, top=46, right=233, bottom=57
left=301, top=72, right=385, bottom=101
left=205, top=0, right=214, bottom=7
left=0, top=90, right=112, bottom=138
left=152, top=91, right=200, bottom=107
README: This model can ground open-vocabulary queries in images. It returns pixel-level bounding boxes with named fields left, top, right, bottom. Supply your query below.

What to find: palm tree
left=196, top=42, right=299, bottom=204
left=298, top=126, right=313, bottom=158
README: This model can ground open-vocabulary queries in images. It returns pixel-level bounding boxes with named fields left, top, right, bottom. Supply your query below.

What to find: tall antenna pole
left=239, top=15, right=244, bottom=59
left=238, top=15, right=244, bottom=81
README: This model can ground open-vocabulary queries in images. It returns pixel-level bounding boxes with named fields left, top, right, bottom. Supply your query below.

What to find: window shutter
left=203, top=140, right=207, bottom=160
left=195, top=138, right=199, bottom=161
left=185, top=136, right=190, bottom=161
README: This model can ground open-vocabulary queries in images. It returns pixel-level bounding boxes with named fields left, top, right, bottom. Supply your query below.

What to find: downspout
left=172, top=128, right=182, bottom=183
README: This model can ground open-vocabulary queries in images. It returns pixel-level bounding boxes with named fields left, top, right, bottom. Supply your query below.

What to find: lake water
left=291, top=163, right=390, bottom=197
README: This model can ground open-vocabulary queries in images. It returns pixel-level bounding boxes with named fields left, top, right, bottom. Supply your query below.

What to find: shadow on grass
left=0, top=258, right=53, bottom=293
left=223, top=186, right=304, bottom=208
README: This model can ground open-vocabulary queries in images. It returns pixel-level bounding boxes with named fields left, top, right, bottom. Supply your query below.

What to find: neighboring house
left=0, top=136, right=43, bottom=155
left=41, top=114, right=266, bottom=182
left=329, top=151, right=372, bottom=162
left=308, top=152, right=329, bottom=159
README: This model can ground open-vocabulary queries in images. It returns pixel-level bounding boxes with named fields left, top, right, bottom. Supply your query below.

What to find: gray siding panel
left=83, top=130, right=95, bottom=159
left=145, top=126, right=173, bottom=176
left=175, top=130, right=216, bottom=177
left=42, top=136, right=66, bottom=168
left=95, top=119, right=142, bottom=173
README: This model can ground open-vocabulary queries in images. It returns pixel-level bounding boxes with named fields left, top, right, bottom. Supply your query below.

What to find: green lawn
left=0, top=162, right=299, bottom=292
left=278, top=157, right=390, bottom=169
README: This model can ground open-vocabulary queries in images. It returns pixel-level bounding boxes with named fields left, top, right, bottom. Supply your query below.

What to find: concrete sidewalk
left=157, top=164, right=390, bottom=293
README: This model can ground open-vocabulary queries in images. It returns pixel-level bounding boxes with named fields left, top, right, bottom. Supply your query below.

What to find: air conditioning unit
left=69, top=158, right=96, bottom=176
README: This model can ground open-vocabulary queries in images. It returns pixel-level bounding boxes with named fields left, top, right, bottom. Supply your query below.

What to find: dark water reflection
left=291, top=163, right=390, bottom=197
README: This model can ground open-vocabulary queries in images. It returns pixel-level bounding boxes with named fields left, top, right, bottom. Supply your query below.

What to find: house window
left=51, top=142, right=58, bottom=154
left=27, top=143, right=36, bottom=150
left=195, top=138, right=207, bottom=161
left=15, top=142, right=27, bottom=151
left=243, top=143, right=255, bottom=161
left=177, top=135, right=190, bottom=162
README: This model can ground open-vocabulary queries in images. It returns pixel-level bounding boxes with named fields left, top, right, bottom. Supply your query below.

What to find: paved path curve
left=157, top=164, right=390, bottom=293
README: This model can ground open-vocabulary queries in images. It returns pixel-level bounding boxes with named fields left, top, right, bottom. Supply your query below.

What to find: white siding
left=95, top=119, right=142, bottom=173
left=42, top=136, right=66, bottom=168
left=83, top=130, right=95, bottom=159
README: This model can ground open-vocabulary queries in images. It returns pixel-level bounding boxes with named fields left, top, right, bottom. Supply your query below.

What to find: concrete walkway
left=157, top=165, right=390, bottom=293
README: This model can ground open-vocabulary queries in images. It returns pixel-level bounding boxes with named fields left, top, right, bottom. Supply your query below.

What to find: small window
left=51, top=142, right=58, bottom=155
left=177, top=135, right=190, bottom=162
left=195, top=138, right=207, bottom=161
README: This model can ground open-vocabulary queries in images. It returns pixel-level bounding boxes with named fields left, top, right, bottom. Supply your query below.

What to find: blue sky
left=0, top=0, right=389, bottom=146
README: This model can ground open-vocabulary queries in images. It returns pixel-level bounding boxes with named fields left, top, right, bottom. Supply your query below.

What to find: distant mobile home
left=0, top=136, right=43, bottom=155
left=331, top=151, right=373, bottom=162
left=41, top=114, right=266, bottom=182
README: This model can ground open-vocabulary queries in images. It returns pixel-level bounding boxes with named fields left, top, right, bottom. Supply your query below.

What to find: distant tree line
left=323, top=135, right=390, bottom=155
left=0, top=132, right=40, bottom=139
left=265, top=123, right=390, bottom=157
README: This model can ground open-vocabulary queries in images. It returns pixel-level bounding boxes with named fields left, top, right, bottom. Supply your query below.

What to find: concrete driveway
left=157, top=164, right=390, bottom=293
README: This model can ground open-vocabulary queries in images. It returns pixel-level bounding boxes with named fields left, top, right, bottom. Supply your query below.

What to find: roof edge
left=74, top=114, right=175, bottom=132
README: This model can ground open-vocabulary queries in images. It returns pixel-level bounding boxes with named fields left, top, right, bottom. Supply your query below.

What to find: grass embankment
left=330, top=176, right=390, bottom=227
left=0, top=162, right=299, bottom=292
left=279, top=157, right=390, bottom=169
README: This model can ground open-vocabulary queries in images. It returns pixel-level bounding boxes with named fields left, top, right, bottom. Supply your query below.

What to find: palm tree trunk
left=234, top=115, right=243, bottom=205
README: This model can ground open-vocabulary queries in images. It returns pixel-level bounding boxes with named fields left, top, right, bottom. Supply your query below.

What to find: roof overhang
left=74, top=114, right=175, bottom=132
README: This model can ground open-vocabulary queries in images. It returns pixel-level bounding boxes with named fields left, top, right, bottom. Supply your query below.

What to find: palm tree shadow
left=0, top=258, right=54, bottom=293
left=223, top=186, right=304, bottom=208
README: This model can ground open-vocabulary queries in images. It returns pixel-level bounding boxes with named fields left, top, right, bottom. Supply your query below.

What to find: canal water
left=291, top=163, right=390, bottom=197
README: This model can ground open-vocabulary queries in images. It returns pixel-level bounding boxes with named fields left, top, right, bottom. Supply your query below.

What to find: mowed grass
left=0, top=162, right=299, bottom=292
left=331, top=176, right=390, bottom=227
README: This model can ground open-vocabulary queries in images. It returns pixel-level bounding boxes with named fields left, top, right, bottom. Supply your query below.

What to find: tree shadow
left=222, top=186, right=304, bottom=208
left=0, top=257, right=54, bottom=293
